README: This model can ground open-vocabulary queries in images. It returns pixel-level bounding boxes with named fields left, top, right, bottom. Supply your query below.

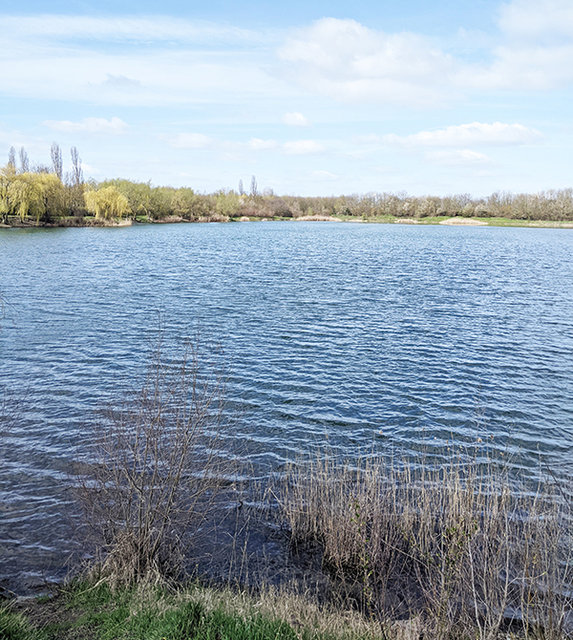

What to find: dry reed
left=278, top=452, right=572, bottom=640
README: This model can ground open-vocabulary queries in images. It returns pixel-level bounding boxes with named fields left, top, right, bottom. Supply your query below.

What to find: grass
left=1, top=581, right=382, bottom=640
left=0, top=606, right=39, bottom=640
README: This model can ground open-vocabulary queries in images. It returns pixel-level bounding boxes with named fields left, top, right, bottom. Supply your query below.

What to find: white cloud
left=497, top=0, right=573, bottom=41
left=282, top=112, right=309, bottom=127
left=277, top=7, right=573, bottom=104
left=80, top=162, right=101, bottom=175
left=384, top=122, right=542, bottom=147
left=0, top=16, right=288, bottom=108
left=43, top=116, right=128, bottom=134
left=102, top=74, right=141, bottom=88
left=0, top=15, right=262, bottom=46
left=426, top=149, right=492, bottom=166
left=283, top=139, right=325, bottom=155
left=168, top=133, right=213, bottom=149
left=4, top=6, right=573, bottom=114
left=278, top=18, right=456, bottom=105
left=245, top=137, right=325, bottom=154
left=465, top=0, right=573, bottom=90
left=248, top=138, right=278, bottom=150
left=311, top=170, right=339, bottom=180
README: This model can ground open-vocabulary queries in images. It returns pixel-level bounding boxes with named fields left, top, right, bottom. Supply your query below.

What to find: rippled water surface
left=1, top=222, right=572, bottom=591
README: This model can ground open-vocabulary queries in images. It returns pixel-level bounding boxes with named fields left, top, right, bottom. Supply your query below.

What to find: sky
left=1, top=0, right=572, bottom=197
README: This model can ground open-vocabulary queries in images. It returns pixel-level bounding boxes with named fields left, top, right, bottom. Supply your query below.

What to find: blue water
left=1, top=221, right=572, bottom=591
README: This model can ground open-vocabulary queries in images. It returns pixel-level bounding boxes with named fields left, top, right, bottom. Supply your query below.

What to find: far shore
left=2, top=214, right=573, bottom=230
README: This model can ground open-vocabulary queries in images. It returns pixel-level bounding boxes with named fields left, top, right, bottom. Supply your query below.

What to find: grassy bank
left=1, top=581, right=382, bottom=640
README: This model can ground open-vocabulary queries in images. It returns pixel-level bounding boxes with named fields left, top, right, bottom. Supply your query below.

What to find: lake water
left=1, top=221, right=572, bottom=593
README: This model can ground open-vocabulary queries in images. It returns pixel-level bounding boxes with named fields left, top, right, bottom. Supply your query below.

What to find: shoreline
left=1, top=214, right=573, bottom=230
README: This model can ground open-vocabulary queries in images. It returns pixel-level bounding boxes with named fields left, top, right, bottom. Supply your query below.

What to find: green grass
left=0, top=604, right=44, bottom=640
left=0, top=582, right=379, bottom=640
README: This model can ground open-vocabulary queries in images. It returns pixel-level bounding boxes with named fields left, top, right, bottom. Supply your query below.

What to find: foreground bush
left=77, top=343, right=229, bottom=589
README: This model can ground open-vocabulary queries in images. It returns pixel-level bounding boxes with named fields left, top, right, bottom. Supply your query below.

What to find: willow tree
left=0, top=169, right=10, bottom=223
left=6, top=172, right=65, bottom=222
left=7, top=173, right=40, bottom=221
left=84, top=186, right=130, bottom=220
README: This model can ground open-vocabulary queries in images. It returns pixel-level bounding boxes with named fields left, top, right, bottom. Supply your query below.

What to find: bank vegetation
left=1, top=145, right=573, bottom=227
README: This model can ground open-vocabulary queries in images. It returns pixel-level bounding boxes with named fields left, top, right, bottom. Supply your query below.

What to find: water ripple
left=1, top=222, right=572, bottom=592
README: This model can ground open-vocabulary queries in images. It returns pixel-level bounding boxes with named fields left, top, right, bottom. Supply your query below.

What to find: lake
left=1, top=221, right=572, bottom=593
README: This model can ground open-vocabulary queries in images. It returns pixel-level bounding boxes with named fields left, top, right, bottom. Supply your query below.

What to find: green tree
left=84, top=186, right=130, bottom=221
left=6, top=172, right=65, bottom=222
left=0, top=169, right=11, bottom=224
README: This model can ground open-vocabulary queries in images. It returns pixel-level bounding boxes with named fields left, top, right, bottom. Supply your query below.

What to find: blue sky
left=1, top=0, right=572, bottom=196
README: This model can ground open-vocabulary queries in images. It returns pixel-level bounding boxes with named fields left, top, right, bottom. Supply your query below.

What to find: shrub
left=77, top=343, right=228, bottom=588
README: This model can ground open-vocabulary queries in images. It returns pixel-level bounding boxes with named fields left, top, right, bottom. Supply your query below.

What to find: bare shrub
left=278, top=452, right=572, bottom=639
left=77, top=342, right=229, bottom=589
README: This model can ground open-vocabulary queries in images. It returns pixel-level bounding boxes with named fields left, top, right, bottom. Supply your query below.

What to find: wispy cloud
left=384, top=122, right=542, bottom=147
left=283, top=139, right=325, bottom=155
left=282, top=112, right=310, bottom=127
left=0, top=15, right=286, bottom=107
left=43, top=116, right=128, bottom=134
left=497, top=0, right=573, bottom=42
left=168, top=133, right=213, bottom=149
left=0, top=15, right=263, bottom=45
left=248, top=138, right=279, bottom=150
left=311, top=169, right=339, bottom=180
left=426, top=149, right=492, bottom=166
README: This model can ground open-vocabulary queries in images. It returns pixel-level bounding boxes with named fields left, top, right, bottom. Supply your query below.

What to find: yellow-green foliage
left=214, top=189, right=241, bottom=217
left=5, top=172, right=65, bottom=222
left=0, top=169, right=11, bottom=221
left=84, top=186, right=130, bottom=220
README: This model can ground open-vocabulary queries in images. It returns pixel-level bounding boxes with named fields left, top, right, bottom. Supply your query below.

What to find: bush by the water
left=76, top=342, right=229, bottom=589
left=279, top=453, right=572, bottom=639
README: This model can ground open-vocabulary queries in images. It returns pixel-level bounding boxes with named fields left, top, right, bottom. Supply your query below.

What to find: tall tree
left=238, top=179, right=245, bottom=196
left=7, top=147, right=16, bottom=171
left=70, top=146, right=83, bottom=186
left=19, top=147, right=29, bottom=173
left=250, top=175, right=258, bottom=198
left=51, top=142, right=63, bottom=180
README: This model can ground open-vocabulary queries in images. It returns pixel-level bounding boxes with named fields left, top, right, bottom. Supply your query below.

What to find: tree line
left=2, top=144, right=573, bottom=225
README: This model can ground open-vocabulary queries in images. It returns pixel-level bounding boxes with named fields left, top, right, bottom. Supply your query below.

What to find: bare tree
left=70, top=146, right=83, bottom=186
left=51, top=142, right=63, bottom=180
left=7, top=146, right=16, bottom=171
left=238, top=179, right=245, bottom=196
left=19, top=147, right=29, bottom=173
left=250, top=175, right=258, bottom=198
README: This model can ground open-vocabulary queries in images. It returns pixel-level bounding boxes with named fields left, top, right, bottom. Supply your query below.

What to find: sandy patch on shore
left=439, top=217, right=487, bottom=226
left=295, top=215, right=340, bottom=222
